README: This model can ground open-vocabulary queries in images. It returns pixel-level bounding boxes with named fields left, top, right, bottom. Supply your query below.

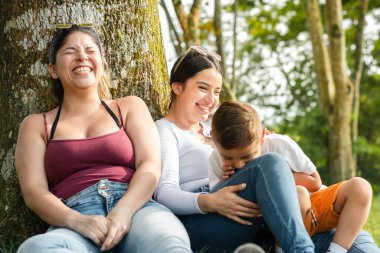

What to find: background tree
left=0, top=0, right=169, bottom=247
left=304, top=0, right=367, bottom=181
left=222, top=0, right=378, bottom=184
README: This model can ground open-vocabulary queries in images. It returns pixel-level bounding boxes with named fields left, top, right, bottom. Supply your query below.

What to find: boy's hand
left=222, top=164, right=236, bottom=179
left=263, top=128, right=274, bottom=135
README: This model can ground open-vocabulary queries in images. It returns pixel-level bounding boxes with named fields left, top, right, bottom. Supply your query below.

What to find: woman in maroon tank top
left=15, top=25, right=191, bottom=253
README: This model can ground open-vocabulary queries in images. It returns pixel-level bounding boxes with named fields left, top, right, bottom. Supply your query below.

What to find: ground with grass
left=365, top=193, right=380, bottom=245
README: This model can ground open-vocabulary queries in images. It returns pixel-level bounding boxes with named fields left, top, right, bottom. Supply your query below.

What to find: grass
left=365, top=193, right=380, bottom=245
left=0, top=240, right=17, bottom=253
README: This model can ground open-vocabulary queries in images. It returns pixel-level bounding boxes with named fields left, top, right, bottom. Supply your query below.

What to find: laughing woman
left=15, top=25, right=191, bottom=253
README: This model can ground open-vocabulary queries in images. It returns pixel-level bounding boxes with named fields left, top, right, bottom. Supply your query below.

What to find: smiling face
left=172, top=68, right=222, bottom=122
left=48, top=31, right=104, bottom=94
left=215, top=140, right=262, bottom=170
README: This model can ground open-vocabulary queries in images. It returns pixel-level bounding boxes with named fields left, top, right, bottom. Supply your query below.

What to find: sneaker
left=275, top=245, right=284, bottom=253
left=233, top=243, right=266, bottom=253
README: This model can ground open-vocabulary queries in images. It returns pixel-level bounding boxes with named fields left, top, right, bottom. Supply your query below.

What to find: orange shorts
left=303, top=181, right=345, bottom=236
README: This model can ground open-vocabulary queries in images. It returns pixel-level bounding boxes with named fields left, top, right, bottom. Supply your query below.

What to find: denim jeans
left=178, top=153, right=315, bottom=253
left=312, top=229, right=380, bottom=253
left=17, top=180, right=191, bottom=253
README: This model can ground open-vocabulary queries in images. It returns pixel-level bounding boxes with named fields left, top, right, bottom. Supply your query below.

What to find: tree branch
left=352, top=0, right=368, bottom=155
left=160, top=0, right=184, bottom=55
left=304, top=0, right=335, bottom=113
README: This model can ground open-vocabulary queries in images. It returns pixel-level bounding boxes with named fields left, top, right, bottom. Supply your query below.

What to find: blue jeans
left=312, top=229, right=380, bottom=253
left=17, top=180, right=191, bottom=253
left=178, top=153, right=314, bottom=253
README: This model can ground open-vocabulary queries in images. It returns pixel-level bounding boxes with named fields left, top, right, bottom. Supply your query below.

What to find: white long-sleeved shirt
left=154, top=118, right=213, bottom=214
left=208, top=133, right=317, bottom=189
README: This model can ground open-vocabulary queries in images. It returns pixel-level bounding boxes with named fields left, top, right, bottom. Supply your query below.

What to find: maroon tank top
left=43, top=100, right=135, bottom=200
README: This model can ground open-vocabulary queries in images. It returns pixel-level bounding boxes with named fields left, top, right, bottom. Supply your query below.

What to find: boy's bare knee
left=346, top=177, right=372, bottom=203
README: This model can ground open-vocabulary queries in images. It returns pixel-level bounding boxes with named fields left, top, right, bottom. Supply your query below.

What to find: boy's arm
left=208, top=150, right=224, bottom=189
left=267, top=134, right=322, bottom=192
left=293, top=170, right=322, bottom=193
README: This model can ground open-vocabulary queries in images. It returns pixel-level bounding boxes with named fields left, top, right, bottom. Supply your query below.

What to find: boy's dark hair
left=212, top=100, right=262, bottom=150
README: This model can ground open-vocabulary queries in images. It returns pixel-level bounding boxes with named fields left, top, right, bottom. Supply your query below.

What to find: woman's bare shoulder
left=118, top=96, right=146, bottom=105
left=111, top=96, right=147, bottom=113
left=20, top=113, right=43, bottom=127
left=18, top=107, right=57, bottom=138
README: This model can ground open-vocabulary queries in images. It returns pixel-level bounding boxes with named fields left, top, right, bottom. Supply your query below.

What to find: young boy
left=209, top=101, right=373, bottom=253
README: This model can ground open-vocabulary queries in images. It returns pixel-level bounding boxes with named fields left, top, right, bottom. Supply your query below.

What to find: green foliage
left=230, top=0, right=380, bottom=185
left=274, top=106, right=333, bottom=184
left=355, top=73, right=380, bottom=193
left=0, top=236, right=18, bottom=253
left=364, top=194, right=380, bottom=245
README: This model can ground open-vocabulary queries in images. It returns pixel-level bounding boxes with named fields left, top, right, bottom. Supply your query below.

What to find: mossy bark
left=0, top=0, right=169, bottom=247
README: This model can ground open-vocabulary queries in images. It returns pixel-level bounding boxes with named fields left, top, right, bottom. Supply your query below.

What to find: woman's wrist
left=198, top=193, right=214, bottom=213
left=65, top=210, right=82, bottom=230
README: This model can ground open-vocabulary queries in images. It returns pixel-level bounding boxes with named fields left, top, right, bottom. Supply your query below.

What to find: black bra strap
left=50, top=105, right=62, bottom=140
left=101, top=100, right=122, bottom=129
left=50, top=101, right=122, bottom=140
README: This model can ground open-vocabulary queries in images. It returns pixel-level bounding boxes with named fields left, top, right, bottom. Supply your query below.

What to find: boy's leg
left=312, top=229, right=380, bottom=253
left=297, top=185, right=312, bottom=220
left=297, top=185, right=315, bottom=237
left=331, top=177, right=372, bottom=249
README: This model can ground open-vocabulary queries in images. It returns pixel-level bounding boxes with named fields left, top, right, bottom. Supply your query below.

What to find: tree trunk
left=213, top=0, right=235, bottom=102
left=304, top=0, right=355, bottom=182
left=352, top=0, right=368, bottom=171
left=0, top=0, right=169, bottom=246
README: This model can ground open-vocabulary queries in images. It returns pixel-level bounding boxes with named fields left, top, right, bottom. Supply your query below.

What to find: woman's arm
left=15, top=114, right=108, bottom=246
left=154, top=119, right=207, bottom=214
left=101, top=96, right=161, bottom=250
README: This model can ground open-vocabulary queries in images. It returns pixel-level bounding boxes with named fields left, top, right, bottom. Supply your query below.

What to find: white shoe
left=233, top=243, right=266, bottom=253
left=275, top=245, right=284, bottom=253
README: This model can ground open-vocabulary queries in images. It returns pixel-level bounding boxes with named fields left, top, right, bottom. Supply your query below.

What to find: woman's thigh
left=16, top=227, right=99, bottom=253
left=120, top=200, right=192, bottom=253
left=312, top=229, right=380, bottom=253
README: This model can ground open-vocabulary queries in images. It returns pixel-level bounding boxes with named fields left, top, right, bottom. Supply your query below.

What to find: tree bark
left=0, top=0, right=169, bottom=246
left=352, top=0, right=368, bottom=170
left=304, top=0, right=356, bottom=181
left=213, top=0, right=235, bottom=102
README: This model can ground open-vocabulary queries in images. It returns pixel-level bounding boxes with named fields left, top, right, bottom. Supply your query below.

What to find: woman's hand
left=69, top=213, right=108, bottom=246
left=100, top=208, right=133, bottom=251
left=199, top=183, right=261, bottom=225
